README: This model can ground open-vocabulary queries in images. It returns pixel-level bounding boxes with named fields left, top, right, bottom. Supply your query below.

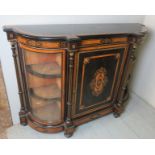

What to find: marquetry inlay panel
left=90, top=67, right=108, bottom=97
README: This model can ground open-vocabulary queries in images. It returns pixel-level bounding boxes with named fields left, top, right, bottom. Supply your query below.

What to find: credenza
left=3, top=23, right=147, bottom=137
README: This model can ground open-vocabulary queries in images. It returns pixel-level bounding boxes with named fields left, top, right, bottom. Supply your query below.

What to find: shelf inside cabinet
left=28, top=73, right=61, bottom=88
left=29, top=84, right=61, bottom=101
left=26, top=62, right=61, bottom=78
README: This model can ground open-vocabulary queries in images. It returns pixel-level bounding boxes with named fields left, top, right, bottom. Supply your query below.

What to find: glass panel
left=23, top=50, right=63, bottom=124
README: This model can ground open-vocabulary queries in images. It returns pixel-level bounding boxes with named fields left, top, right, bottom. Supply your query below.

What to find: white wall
left=131, top=15, right=155, bottom=108
left=0, top=15, right=145, bottom=124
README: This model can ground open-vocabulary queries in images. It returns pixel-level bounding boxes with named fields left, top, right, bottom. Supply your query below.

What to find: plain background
left=0, top=15, right=154, bottom=125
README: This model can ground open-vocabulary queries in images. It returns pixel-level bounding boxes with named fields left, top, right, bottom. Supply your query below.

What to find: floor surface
left=6, top=93, right=155, bottom=139
left=0, top=63, right=12, bottom=139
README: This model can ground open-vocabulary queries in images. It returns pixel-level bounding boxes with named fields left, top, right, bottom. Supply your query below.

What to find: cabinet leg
left=113, top=102, right=124, bottom=118
left=113, top=111, right=121, bottom=118
left=113, top=87, right=129, bottom=118
left=64, top=121, right=75, bottom=138
left=19, top=110, right=28, bottom=126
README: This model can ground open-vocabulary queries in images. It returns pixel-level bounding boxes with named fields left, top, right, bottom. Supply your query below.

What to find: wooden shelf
left=29, top=84, right=61, bottom=101
left=28, top=73, right=61, bottom=88
left=26, top=62, right=61, bottom=78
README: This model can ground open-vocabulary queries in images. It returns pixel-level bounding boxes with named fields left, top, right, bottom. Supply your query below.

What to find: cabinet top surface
left=3, top=23, right=147, bottom=40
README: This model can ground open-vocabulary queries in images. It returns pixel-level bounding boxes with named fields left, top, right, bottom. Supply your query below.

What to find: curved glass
left=23, top=50, right=63, bottom=124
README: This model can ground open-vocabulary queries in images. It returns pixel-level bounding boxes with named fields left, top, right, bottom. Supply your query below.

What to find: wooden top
left=3, top=23, right=147, bottom=41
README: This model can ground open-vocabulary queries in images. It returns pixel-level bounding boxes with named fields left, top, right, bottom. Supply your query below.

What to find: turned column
left=8, top=33, right=28, bottom=125
left=64, top=38, right=80, bottom=138
left=113, top=35, right=146, bottom=118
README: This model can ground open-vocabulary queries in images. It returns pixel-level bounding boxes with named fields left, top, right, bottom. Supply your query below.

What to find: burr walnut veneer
left=3, top=24, right=147, bottom=137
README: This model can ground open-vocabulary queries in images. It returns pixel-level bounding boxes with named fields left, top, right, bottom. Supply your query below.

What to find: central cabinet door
left=72, top=45, right=128, bottom=118
left=21, top=46, right=66, bottom=125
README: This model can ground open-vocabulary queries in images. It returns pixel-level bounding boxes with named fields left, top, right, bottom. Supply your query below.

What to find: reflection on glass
left=24, top=50, right=62, bottom=124
left=30, top=96, right=61, bottom=123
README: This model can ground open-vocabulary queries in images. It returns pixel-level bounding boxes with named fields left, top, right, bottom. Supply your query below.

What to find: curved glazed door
left=21, top=45, right=66, bottom=125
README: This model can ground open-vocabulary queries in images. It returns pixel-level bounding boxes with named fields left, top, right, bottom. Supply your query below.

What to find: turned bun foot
left=113, top=112, right=120, bottom=118
left=19, top=111, right=28, bottom=126
left=64, top=123, right=75, bottom=138
left=64, top=132, right=73, bottom=138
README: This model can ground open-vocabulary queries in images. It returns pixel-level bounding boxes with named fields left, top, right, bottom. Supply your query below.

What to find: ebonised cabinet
left=3, top=23, right=147, bottom=137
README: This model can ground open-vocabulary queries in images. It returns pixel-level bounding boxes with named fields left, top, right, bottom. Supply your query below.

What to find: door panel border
left=72, top=44, right=128, bottom=119
left=79, top=53, right=120, bottom=109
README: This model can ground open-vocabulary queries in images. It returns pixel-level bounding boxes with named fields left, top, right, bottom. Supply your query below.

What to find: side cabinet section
left=15, top=37, right=67, bottom=133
